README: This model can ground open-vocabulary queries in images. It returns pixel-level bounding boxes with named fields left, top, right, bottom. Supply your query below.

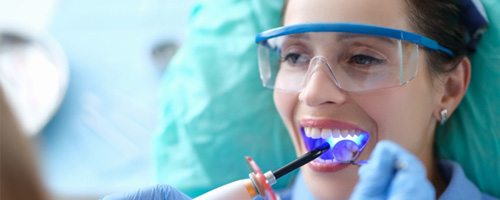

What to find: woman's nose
left=299, top=58, right=347, bottom=106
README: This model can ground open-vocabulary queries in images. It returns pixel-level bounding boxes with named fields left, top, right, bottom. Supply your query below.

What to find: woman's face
left=276, top=0, right=441, bottom=199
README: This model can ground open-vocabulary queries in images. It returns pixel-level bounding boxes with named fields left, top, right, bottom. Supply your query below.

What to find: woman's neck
left=421, top=144, right=448, bottom=198
left=430, top=158, right=448, bottom=197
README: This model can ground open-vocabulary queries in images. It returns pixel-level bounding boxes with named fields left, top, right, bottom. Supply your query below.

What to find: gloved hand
left=350, top=140, right=435, bottom=200
left=102, top=184, right=192, bottom=200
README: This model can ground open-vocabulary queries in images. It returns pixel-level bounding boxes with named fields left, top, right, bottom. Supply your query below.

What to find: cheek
left=274, top=92, right=301, bottom=150
left=352, top=83, right=436, bottom=153
left=274, top=92, right=294, bottom=123
left=352, top=56, right=439, bottom=153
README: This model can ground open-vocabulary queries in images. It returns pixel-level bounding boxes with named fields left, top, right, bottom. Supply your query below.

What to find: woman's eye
left=282, top=53, right=309, bottom=66
left=349, top=54, right=384, bottom=65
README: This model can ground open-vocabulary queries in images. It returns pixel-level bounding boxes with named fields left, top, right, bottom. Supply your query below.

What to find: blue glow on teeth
left=301, top=127, right=370, bottom=162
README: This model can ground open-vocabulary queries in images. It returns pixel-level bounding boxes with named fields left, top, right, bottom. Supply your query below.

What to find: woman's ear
left=434, top=57, right=471, bottom=120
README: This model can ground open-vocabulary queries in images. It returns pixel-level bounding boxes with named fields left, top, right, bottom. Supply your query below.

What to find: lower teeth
left=315, top=158, right=335, bottom=163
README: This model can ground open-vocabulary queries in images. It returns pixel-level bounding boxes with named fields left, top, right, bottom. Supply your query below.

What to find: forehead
left=283, top=33, right=397, bottom=45
left=284, top=0, right=410, bottom=31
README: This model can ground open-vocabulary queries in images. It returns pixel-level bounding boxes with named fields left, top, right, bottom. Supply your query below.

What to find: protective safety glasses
left=255, top=23, right=454, bottom=92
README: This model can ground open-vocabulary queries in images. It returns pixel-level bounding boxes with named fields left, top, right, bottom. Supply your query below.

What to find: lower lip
left=308, top=159, right=349, bottom=172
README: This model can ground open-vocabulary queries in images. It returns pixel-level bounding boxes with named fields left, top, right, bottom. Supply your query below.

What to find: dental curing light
left=195, top=143, right=330, bottom=200
left=195, top=139, right=367, bottom=200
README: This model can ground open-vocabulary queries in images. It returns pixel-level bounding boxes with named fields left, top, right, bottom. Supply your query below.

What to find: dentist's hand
left=350, top=140, right=435, bottom=200
left=103, top=184, right=192, bottom=200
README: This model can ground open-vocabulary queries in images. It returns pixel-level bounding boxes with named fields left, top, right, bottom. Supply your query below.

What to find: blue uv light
left=300, top=128, right=370, bottom=162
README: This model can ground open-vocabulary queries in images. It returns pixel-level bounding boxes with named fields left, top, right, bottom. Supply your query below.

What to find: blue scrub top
left=283, top=160, right=498, bottom=200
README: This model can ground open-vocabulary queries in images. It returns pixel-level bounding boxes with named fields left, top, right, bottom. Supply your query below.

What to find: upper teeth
left=304, top=127, right=362, bottom=139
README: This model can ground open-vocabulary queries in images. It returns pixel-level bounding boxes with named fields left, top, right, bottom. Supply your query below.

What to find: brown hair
left=404, top=0, right=467, bottom=75
left=0, top=85, right=48, bottom=200
left=281, top=0, right=468, bottom=75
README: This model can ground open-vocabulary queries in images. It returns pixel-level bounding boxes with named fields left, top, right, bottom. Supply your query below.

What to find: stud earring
left=440, top=109, right=448, bottom=125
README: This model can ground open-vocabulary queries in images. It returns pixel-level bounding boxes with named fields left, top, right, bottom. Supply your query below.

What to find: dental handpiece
left=194, top=143, right=331, bottom=200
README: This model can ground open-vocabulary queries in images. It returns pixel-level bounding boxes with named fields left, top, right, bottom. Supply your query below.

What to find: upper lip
left=300, top=118, right=368, bottom=132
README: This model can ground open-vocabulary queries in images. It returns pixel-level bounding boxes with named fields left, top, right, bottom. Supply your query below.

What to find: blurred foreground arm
left=103, top=185, right=192, bottom=200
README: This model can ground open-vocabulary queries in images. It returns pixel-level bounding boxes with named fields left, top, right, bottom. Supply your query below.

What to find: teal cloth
left=435, top=0, right=500, bottom=197
left=154, top=0, right=295, bottom=197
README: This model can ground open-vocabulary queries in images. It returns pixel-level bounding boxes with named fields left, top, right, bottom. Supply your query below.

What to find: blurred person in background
left=0, top=85, right=48, bottom=200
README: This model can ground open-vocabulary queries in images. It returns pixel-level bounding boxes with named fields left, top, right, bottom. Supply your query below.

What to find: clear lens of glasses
left=257, top=32, right=419, bottom=92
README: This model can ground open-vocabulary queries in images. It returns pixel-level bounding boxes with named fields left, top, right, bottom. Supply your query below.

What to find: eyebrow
left=336, top=33, right=397, bottom=46
left=280, top=32, right=398, bottom=49
left=285, top=33, right=311, bottom=40
left=284, top=33, right=396, bottom=45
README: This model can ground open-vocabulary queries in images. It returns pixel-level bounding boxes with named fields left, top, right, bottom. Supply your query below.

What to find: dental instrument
left=195, top=140, right=366, bottom=200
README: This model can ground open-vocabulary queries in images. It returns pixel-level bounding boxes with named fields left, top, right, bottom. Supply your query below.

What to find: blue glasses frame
left=255, top=23, right=454, bottom=57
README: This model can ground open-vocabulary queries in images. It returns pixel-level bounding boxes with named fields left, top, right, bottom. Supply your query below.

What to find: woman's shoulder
left=438, top=160, right=498, bottom=200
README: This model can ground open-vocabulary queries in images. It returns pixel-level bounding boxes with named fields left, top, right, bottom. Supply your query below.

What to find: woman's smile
left=296, top=119, right=373, bottom=172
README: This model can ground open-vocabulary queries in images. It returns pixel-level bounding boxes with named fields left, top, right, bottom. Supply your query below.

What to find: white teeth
left=304, top=127, right=312, bottom=137
left=311, top=128, right=321, bottom=139
left=303, top=127, right=364, bottom=139
left=304, top=127, right=366, bottom=164
left=321, top=129, right=332, bottom=139
left=341, top=129, right=349, bottom=138
left=315, top=158, right=337, bottom=163
left=332, top=129, right=341, bottom=138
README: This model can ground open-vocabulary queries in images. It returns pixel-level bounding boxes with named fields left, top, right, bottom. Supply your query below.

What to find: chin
left=302, top=165, right=359, bottom=200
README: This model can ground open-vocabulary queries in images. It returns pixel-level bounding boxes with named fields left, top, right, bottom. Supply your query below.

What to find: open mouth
left=300, top=126, right=369, bottom=170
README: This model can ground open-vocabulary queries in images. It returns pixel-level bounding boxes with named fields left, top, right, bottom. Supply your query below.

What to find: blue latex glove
left=350, top=140, right=435, bottom=200
left=102, top=185, right=192, bottom=200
